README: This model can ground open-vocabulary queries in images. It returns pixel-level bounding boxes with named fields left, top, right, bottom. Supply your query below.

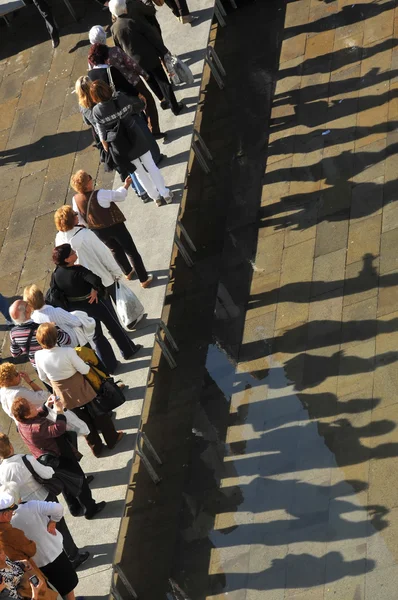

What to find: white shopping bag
left=46, top=405, right=90, bottom=436
left=164, top=53, right=194, bottom=85
left=115, top=280, right=144, bottom=328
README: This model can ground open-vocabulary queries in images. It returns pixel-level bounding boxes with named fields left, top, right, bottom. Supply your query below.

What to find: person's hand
left=19, top=372, right=31, bottom=383
left=30, top=576, right=45, bottom=600
left=45, top=395, right=56, bottom=409
left=124, top=175, right=132, bottom=189
left=102, top=140, right=109, bottom=153
left=18, top=559, right=32, bottom=572
left=47, top=521, right=57, bottom=536
left=88, top=289, right=98, bottom=304
left=54, top=397, right=64, bottom=414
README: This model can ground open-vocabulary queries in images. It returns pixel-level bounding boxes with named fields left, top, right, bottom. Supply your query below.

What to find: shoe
left=140, top=192, right=150, bottom=203
left=172, top=102, right=184, bottom=116
left=160, top=100, right=169, bottom=110
left=92, top=444, right=104, bottom=458
left=107, top=431, right=125, bottom=450
left=124, top=344, right=143, bottom=360
left=125, top=269, right=135, bottom=280
left=155, top=198, right=163, bottom=207
left=71, top=551, right=90, bottom=570
left=117, top=382, right=127, bottom=390
left=153, top=132, right=167, bottom=140
left=85, top=501, right=106, bottom=520
left=156, top=153, right=166, bottom=165
left=51, top=30, right=60, bottom=49
left=86, top=475, right=94, bottom=485
left=163, top=190, right=174, bottom=204
left=141, top=274, right=154, bottom=289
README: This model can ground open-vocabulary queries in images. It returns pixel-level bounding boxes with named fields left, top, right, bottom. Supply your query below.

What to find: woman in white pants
left=90, top=79, right=172, bottom=208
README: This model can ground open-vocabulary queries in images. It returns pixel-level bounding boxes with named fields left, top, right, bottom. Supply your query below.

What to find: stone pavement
left=0, top=0, right=215, bottom=598
left=158, top=0, right=398, bottom=599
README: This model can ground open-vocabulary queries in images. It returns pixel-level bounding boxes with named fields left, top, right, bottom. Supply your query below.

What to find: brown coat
left=0, top=523, right=57, bottom=600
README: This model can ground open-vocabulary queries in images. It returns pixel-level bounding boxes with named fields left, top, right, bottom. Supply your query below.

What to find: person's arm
left=80, top=267, right=103, bottom=291
left=92, top=108, right=108, bottom=142
left=55, top=327, right=71, bottom=347
left=25, top=456, right=54, bottom=480
left=33, top=356, right=49, bottom=386
left=9, top=331, right=22, bottom=358
left=19, top=373, right=46, bottom=394
left=45, top=413, right=67, bottom=438
left=55, top=307, right=81, bottom=329
left=34, top=500, right=64, bottom=522
left=68, top=348, right=90, bottom=376
left=86, top=231, right=123, bottom=280
left=117, top=47, right=147, bottom=79
left=72, top=197, right=87, bottom=227
left=97, top=186, right=128, bottom=207
left=9, top=529, right=36, bottom=559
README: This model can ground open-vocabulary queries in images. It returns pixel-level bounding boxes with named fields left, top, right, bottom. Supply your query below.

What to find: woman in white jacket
left=54, top=205, right=123, bottom=301
left=5, top=483, right=79, bottom=600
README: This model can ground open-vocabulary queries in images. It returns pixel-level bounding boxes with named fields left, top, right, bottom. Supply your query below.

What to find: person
left=11, top=396, right=105, bottom=520
left=7, top=484, right=79, bottom=600
left=70, top=169, right=154, bottom=285
left=91, top=80, right=173, bottom=207
left=0, top=546, right=47, bottom=600
left=51, top=244, right=141, bottom=373
left=23, top=285, right=95, bottom=349
left=8, top=301, right=70, bottom=371
left=127, top=0, right=163, bottom=34
left=163, top=0, right=196, bottom=24
left=110, top=0, right=184, bottom=115
left=54, top=205, right=123, bottom=300
left=0, top=492, right=57, bottom=600
left=0, top=363, right=47, bottom=423
left=0, top=434, right=89, bottom=571
left=87, top=45, right=162, bottom=166
left=0, top=295, right=12, bottom=327
left=32, top=0, right=59, bottom=48
left=35, top=323, right=124, bottom=457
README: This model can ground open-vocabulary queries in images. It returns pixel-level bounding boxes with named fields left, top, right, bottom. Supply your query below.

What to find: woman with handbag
left=11, top=396, right=105, bottom=520
left=91, top=79, right=173, bottom=207
left=35, top=323, right=124, bottom=458
left=70, top=169, right=154, bottom=287
left=51, top=244, right=142, bottom=373
left=0, top=435, right=89, bottom=571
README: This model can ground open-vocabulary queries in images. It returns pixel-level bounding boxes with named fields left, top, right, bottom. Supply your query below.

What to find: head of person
left=0, top=363, right=20, bottom=389
left=52, top=244, right=78, bottom=268
left=0, top=485, right=19, bottom=523
left=0, top=434, right=13, bottom=461
left=54, top=205, right=79, bottom=233
left=70, top=169, right=94, bottom=194
left=11, top=397, right=39, bottom=424
left=88, top=43, right=109, bottom=66
left=109, top=0, right=127, bottom=17
left=23, top=285, right=45, bottom=311
left=89, top=25, right=107, bottom=46
left=90, top=80, right=113, bottom=104
left=9, top=300, right=32, bottom=325
left=36, top=323, right=57, bottom=350
left=75, top=76, right=95, bottom=109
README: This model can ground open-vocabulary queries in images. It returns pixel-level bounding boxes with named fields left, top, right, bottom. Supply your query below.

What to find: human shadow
left=89, top=459, right=133, bottom=489
left=0, top=131, right=90, bottom=168
left=80, top=542, right=117, bottom=569
left=209, top=552, right=375, bottom=594
left=284, top=1, right=394, bottom=40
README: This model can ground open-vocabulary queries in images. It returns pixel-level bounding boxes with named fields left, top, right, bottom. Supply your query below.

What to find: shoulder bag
left=21, top=455, right=64, bottom=496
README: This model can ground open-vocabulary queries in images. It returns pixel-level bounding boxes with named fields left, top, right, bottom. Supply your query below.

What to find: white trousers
left=132, top=151, right=169, bottom=200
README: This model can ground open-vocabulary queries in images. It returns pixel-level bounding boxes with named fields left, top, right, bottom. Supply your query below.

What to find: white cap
left=109, top=0, right=127, bottom=17
left=0, top=491, right=15, bottom=511
left=89, top=25, right=106, bottom=45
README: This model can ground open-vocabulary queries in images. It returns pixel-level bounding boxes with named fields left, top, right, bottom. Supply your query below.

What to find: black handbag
left=45, top=268, right=69, bottom=310
left=90, top=365, right=126, bottom=413
left=36, top=453, right=84, bottom=498
left=22, top=455, right=64, bottom=496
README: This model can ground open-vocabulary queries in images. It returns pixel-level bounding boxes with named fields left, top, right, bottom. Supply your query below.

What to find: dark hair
left=90, top=80, right=113, bottom=103
left=88, top=43, right=109, bottom=66
left=52, top=244, right=72, bottom=266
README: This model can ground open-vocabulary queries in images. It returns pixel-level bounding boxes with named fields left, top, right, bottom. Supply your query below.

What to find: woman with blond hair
left=91, top=79, right=172, bottom=207
left=34, top=323, right=124, bottom=457
left=23, top=285, right=94, bottom=349
left=70, top=169, right=153, bottom=287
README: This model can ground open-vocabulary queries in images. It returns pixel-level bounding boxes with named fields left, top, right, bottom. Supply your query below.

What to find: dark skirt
left=40, top=551, right=78, bottom=597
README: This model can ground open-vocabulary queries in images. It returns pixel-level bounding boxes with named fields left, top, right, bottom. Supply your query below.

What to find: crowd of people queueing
left=0, top=0, right=196, bottom=598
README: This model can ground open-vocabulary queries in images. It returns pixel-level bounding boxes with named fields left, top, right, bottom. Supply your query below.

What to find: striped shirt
left=9, top=321, right=70, bottom=369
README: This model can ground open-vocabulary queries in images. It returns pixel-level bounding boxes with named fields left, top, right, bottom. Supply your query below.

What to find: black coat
left=87, top=66, right=139, bottom=97
left=111, top=13, right=168, bottom=71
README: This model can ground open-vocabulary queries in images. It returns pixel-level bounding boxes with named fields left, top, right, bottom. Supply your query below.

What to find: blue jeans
left=0, top=294, right=10, bottom=321
left=130, top=173, right=145, bottom=196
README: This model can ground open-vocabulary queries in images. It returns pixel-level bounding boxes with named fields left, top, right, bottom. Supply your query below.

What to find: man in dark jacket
left=109, top=0, right=183, bottom=115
